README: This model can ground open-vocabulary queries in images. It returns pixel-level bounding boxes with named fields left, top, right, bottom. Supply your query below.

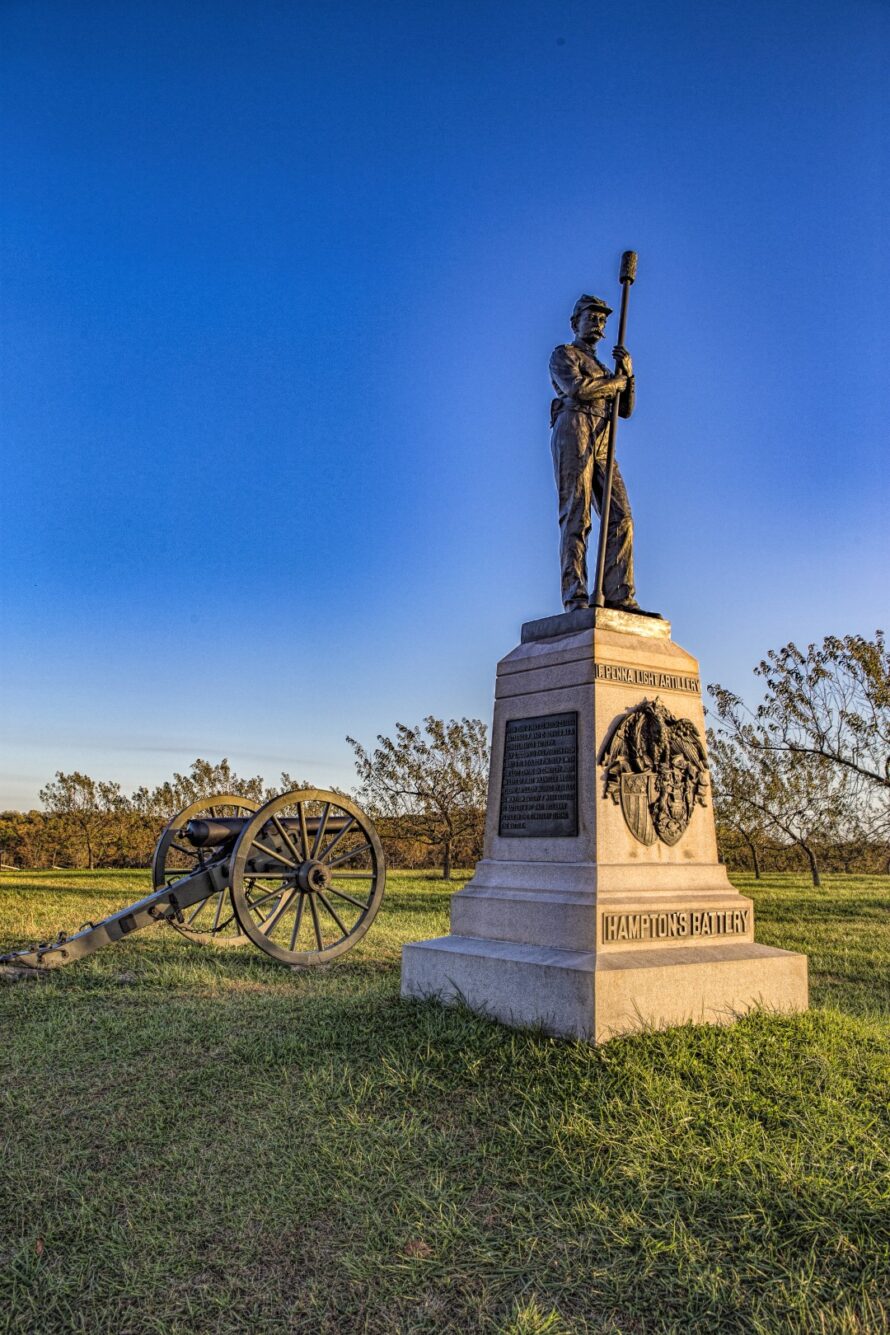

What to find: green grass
left=1, top=870, right=888, bottom=1333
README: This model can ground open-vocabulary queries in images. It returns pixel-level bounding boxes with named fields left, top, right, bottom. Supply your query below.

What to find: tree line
left=1, top=633, right=886, bottom=884
left=0, top=759, right=307, bottom=872
left=0, top=742, right=488, bottom=878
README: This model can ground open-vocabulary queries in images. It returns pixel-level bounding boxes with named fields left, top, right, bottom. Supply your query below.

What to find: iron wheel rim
left=151, top=794, right=260, bottom=945
left=229, top=789, right=385, bottom=965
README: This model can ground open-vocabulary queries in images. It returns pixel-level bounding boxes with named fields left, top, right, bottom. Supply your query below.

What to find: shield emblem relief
left=619, top=771, right=657, bottom=846
left=652, top=766, right=693, bottom=845
left=653, top=808, right=685, bottom=846
left=601, top=698, right=710, bottom=848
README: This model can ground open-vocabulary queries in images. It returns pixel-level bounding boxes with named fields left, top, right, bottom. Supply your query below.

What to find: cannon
left=0, top=788, right=385, bottom=971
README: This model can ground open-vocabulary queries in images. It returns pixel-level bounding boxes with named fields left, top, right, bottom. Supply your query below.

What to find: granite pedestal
left=401, top=608, right=807, bottom=1043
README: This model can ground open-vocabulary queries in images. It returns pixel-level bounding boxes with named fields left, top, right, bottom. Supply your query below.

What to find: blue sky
left=1, top=0, right=887, bottom=809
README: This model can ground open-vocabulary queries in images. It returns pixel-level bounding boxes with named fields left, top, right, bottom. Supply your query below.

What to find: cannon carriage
left=0, top=788, right=385, bottom=971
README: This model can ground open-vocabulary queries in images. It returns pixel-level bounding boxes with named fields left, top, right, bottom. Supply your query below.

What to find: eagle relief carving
left=599, top=698, right=710, bottom=846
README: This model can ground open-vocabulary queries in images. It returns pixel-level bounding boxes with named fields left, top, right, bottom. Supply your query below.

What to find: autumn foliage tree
left=4, top=760, right=306, bottom=871
left=38, top=772, right=126, bottom=870
left=710, top=632, right=889, bottom=791
left=347, top=717, right=489, bottom=879
left=708, top=631, right=889, bottom=885
left=707, top=728, right=854, bottom=887
left=707, top=732, right=770, bottom=878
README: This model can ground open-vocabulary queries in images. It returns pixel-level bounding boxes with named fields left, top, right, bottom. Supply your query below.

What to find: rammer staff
left=590, top=249, right=637, bottom=609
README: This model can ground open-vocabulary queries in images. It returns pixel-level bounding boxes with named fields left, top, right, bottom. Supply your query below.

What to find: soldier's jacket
left=549, top=340, right=635, bottom=431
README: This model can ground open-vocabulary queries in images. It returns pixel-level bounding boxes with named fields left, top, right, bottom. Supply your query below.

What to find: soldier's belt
left=552, top=399, right=610, bottom=422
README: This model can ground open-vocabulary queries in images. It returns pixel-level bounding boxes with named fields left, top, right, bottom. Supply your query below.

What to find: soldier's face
left=576, top=309, right=607, bottom=343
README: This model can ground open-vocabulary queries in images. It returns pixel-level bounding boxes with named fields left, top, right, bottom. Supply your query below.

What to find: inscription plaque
left=499, top=711, right=578, bottom=838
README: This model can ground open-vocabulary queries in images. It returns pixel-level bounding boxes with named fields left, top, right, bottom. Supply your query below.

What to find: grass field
left=1, top=870, right=888, bottom=1333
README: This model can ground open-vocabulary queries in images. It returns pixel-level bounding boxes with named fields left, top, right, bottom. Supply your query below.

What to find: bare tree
left=347, top=717, right=489, bottom=879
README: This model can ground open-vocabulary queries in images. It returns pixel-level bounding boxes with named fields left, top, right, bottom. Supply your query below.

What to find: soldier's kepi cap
left=572, top=293, right=613, bottom=321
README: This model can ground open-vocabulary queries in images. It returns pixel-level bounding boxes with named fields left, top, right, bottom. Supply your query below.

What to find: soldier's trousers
left=551, top=409, right=635, bottom=609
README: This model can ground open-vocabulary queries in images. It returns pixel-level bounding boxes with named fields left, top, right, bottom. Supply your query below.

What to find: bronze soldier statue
left=550, top=293, right=647, bottom=613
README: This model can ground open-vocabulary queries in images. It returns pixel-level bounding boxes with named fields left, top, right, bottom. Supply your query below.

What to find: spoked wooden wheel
left=229, top=789, right=385, bottom=965
left=151, top=794, right=261, bottom=945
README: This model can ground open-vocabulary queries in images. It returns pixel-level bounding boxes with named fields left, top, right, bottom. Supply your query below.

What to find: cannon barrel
left=183, top=815, right=353, bottom=848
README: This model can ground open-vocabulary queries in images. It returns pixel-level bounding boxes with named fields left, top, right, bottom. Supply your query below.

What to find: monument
left=401, top=253, right=808, bottom=1043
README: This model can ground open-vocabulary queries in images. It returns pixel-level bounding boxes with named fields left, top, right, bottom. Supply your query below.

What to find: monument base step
left=401, top=935, right=808, bottom=1044
left=451, top=884, right=754, bottom=952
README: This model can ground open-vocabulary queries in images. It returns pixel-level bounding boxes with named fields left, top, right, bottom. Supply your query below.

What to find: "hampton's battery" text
left=602, top=908, right=750, bottom=943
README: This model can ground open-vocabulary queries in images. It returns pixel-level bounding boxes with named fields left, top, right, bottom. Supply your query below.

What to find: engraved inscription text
left=595, top=663, right=700, bottom=694
left=602, top=908, right=750, bottom=943
left=499, top=712, right=578, bottom=838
